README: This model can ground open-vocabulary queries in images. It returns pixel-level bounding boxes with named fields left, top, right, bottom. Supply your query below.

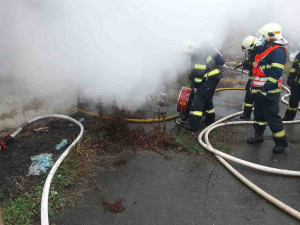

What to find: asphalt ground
left=51, top=83, right=300, bottom=225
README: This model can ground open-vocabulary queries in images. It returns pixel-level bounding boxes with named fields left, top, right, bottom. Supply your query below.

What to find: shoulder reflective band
left=273, top=130, right=285, bottom=138
left=191, top=111, right=203, bottom=117
left=255, top=121, right=268, bottom=126
left=267, top=77, right=278, bottom=83
left=203, top=69, right=221, bottom=78
left=244, top=103, right=253, bottom=107
left=194, top=78, right=203, bottom=83
left=206, top=56, right=213, bottom=63
left=290, top=68, right=296, bottom=73
left=271, top=63, right=284, bottom=69
left=194, top=64, right=206, bottom=70
left=287, top=105, right=298, bottom=111
left=206, top=109, right=215, bottom=114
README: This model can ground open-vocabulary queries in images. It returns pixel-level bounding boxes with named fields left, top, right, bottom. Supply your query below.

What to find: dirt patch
left=0, top=118, right=80, bottom=203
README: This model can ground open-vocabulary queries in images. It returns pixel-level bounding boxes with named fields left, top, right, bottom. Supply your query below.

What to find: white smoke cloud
left=1, top=0, right=300, bottom=110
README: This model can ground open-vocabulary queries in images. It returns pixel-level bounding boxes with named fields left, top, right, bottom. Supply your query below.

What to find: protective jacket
left=251, top=43, right=287, bottom=94
left=287, top=52, right=300, bottom=85
left=242, top=46, right=262, bottom=76
left=190, top=46, right=225, bottom=88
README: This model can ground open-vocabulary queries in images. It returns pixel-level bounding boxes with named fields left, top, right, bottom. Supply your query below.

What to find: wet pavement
left=51, top=87, right=300, bottom=224
left=51, top=148, right=299, bottom=225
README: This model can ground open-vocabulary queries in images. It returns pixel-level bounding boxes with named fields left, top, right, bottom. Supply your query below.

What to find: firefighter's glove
left=242, top=60, right=251, bottom=70
left=263, top=80, right=277, bottom=91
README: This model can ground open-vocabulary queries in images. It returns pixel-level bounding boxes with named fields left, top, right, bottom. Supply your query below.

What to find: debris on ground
left=33, top=127, right=49, bottom=132
left=27, top=153, right=53, bottom=176
left=101, top=198, right=126, bottom=213
left=55, top=139, right=68, bottom=151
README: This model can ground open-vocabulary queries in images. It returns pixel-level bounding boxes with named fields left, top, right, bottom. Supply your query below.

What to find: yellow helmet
left=241, top=36, right=258, bottom=50
left=259, top=23, right=283, bottom=41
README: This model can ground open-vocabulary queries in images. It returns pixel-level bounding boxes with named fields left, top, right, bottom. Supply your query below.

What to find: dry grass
left=101, top=198, right=126, bottom=213
left=89, top=108, right=179, bottom=156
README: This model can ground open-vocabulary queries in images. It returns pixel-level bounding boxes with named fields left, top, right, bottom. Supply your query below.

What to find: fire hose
left=1, top=86, right=298, bottom=223
left=0, top=115, right=84, bottom=225
left=77, top=85, right=300, bottom=219
left=77, top=87, right=245, bottom=123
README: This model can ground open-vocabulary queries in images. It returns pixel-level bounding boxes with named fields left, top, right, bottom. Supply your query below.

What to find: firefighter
left=247, top=23, right=288, bottom=153
left=282, top=52, right=300, bottom=120
left=239, top=36, right=262, bottom=119
left=179, top=40, right=200, bottom=123
left=184, top=44, right=225, bottom=131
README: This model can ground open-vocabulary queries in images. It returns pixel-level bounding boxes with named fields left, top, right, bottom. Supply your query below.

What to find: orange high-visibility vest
left=251, top=45, right=286, bottom=89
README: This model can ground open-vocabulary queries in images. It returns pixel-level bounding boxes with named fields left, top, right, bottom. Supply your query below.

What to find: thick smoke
left=1, top=0, right=300, bottom=110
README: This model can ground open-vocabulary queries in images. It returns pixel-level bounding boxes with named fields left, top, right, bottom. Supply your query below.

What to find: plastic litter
left=55, top=139, right=68, bottom=151
left=27, top=153, right=53, bottom=176
left=34, top=127, right=49, bottom=132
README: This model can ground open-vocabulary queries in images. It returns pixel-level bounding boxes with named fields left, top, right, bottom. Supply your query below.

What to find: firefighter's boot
left=282, top=109, right=297, bottom=121
left=204, top=113, right=215, bottom=125
left=273, top=136, right=288, bottom=153
left=184, top=115, right=202, bottom=131
left=247, top=124, right=265, bottom=144
left=240, top=105, right=252, bottom=119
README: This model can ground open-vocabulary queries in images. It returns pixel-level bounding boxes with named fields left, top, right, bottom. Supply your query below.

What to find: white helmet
left=183, top=40, right=198, bottom=55
left=241, top=36, right=258, bottom=50
left=259, top=23, right=283, bottom=41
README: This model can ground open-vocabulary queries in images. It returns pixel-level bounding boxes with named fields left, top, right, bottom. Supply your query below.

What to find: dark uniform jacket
left=242, top=46, right=263, bottom=76
left=255, top=42, right=287, bottom=92
left=288, top=52, right=300, bottom=85
left=190, top=46, right=225, bottom=88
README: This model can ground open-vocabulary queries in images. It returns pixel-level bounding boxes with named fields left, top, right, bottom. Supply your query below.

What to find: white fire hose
left=7, top=115, right=84, bottom=225
left=198, top=85, right=300, bottom=220
left=7, top=80, right=299, bottom=223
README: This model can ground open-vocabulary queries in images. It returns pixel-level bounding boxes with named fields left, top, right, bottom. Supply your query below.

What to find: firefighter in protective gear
left=240, top=36, right=263, bottom=119
left=247, top=23, right=288, bottom=153
left=282, top=52, right=300, bottom=121
left=184, top=44, right=225, bottom=131
left=179, top=40, right=200, bottom=122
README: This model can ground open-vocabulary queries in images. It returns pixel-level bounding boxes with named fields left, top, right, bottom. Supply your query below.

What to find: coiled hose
left=7, top=115, right=84, bottom=225
left=8, top=85, right=298, bottom=224
left=77, top=85, right=300, bottom=220
left=198, top=86, right=300, bottom=220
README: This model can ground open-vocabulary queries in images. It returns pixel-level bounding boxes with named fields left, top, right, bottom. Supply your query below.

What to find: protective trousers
left=189, top=78, right=220, bottom=128
left=253, top=92, right=287, bottom=145
left=242, top=78, right=255, bottom=117
left=283, top=83, right=300, bottom=121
